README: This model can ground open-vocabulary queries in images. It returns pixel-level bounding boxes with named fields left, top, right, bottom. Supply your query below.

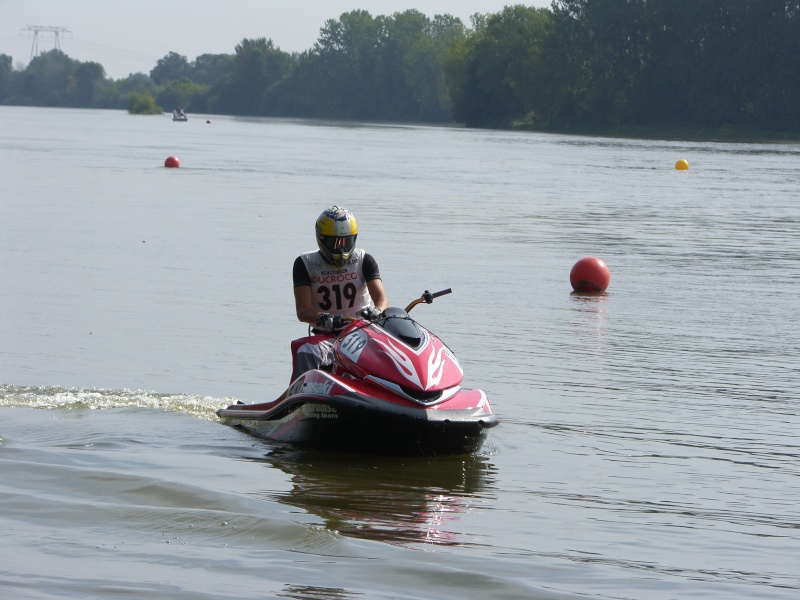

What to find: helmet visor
left=321, top=235, right=356, bottom=255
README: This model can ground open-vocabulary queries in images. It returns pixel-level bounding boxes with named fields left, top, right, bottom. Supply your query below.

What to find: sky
left=0, top=0, right=552, bottom=80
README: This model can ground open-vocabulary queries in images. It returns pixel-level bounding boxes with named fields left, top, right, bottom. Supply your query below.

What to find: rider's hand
left=316, top=313, right=344, bottom=332
left=359, top=306, right=382, bottom=321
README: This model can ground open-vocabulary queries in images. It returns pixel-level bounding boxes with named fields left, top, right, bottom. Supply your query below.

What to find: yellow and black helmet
left=315, top=205, right=358, bottom=268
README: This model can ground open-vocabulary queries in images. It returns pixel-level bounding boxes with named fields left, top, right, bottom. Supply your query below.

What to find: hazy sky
left=1, top=1, right=552, bottom=79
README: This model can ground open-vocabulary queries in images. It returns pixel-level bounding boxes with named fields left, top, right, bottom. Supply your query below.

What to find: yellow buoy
left=675, top=159, right=689, bottom=171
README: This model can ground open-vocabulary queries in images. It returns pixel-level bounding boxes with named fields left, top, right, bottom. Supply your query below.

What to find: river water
left=1, top=106, right=798, bottom=599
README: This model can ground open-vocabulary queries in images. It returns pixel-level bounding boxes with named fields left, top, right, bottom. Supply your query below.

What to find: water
left=2, top=106, right=799, bottom=599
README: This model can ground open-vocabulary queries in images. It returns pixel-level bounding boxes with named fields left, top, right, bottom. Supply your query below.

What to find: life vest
left=299, top=249, right=372, bottom=319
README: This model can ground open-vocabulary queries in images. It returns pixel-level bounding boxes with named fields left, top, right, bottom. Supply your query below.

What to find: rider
left=291, top=205, right=388, bottom=378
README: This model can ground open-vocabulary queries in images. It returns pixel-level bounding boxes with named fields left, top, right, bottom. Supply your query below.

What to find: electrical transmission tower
left=22, top=25, right=72, bottom=60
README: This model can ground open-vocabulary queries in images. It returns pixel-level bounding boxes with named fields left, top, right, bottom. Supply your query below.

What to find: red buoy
left=164, top=156, right=180, bottom=168
left=570, top=256, right=611, bottom=292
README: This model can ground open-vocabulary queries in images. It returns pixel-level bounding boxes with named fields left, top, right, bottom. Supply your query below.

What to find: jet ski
left=217, top=289, right=499, bottom=456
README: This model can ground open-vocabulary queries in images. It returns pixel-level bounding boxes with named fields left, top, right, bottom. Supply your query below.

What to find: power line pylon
left=22, top=25, right=72, bottom=60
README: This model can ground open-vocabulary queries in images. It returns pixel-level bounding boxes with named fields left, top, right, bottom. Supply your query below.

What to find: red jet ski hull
left=217, top=369, right=498, bottom=456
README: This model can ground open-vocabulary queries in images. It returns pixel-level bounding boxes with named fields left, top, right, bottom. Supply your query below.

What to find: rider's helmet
left=315, top=205, right=358, bottom=268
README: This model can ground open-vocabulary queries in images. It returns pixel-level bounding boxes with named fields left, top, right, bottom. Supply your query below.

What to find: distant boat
left=172, top=108, right=188, bottom=122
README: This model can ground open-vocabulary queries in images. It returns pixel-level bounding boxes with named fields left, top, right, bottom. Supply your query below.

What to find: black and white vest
left=300, top=248, right=372, bottom=318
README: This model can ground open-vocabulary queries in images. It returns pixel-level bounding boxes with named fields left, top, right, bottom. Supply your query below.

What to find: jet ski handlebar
left=405, top=288, right=452, bottom=313
left=339, top=288, right=453, bottom=325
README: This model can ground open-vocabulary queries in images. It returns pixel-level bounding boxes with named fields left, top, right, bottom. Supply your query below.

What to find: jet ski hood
left=335, top=308, right=464, bottom=393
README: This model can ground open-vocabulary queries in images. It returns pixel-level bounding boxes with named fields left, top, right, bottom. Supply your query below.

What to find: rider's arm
left=294, top=284, right=320, bottom=325
left=367, top=279, right=388, bottom=311
left=293, top=257, right=320, bottom=325
left=363, top=253, right=388, bottom=311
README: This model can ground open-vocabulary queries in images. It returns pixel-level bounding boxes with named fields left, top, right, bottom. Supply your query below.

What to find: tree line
left=2, top=1, right=798, bottom=136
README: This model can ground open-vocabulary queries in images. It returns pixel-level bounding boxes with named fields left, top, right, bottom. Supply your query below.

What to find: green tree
left=211, top=38, right=292, bottom=114
left=67, top=61, right=105, bottom=106
left=446, top=6, right=551, bottom=127
left=155, top=77, right=208, bottom=112
left=262, top=50, right=325, bottom=117
left=297, top=9, right=466, bottom=121
left=190, top=53, right=234, bottom=85
left=97, top=72, right=158, bottom=110
left=313, top=10, right=384, bottom=118
left=0, top=54, right=12, bottom=101
left=544, top=0, right=648, bottom=128
left=403, top=14, right=466, bottom=120
left=379, top=10, right=430, bottom=118
left=128, top=89, right=162, bottom=114
left=543, top=0, right=800, bottom=133
left=755, top=1, right=800, bottom=130
left=18, top=49, right=77, bottom=105
left=150, top=52, right=191, bottom=85
left=656, top=0, right=800, bottom=131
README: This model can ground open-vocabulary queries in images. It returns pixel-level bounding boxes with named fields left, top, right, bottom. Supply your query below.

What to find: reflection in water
left=277, top=584, right=363, bottom=600
left=569, top=291, right=610, bottom=306
left=251, top=447, right=497, bottom=546
left=568, top=292, right=610, bottom=356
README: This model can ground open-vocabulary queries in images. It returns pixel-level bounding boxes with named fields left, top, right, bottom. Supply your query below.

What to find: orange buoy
left=675, top=159, right=689, bottom=170
left=570, top=256, right=611, bottom=293
left=164, top=156, right=180, bottom=168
